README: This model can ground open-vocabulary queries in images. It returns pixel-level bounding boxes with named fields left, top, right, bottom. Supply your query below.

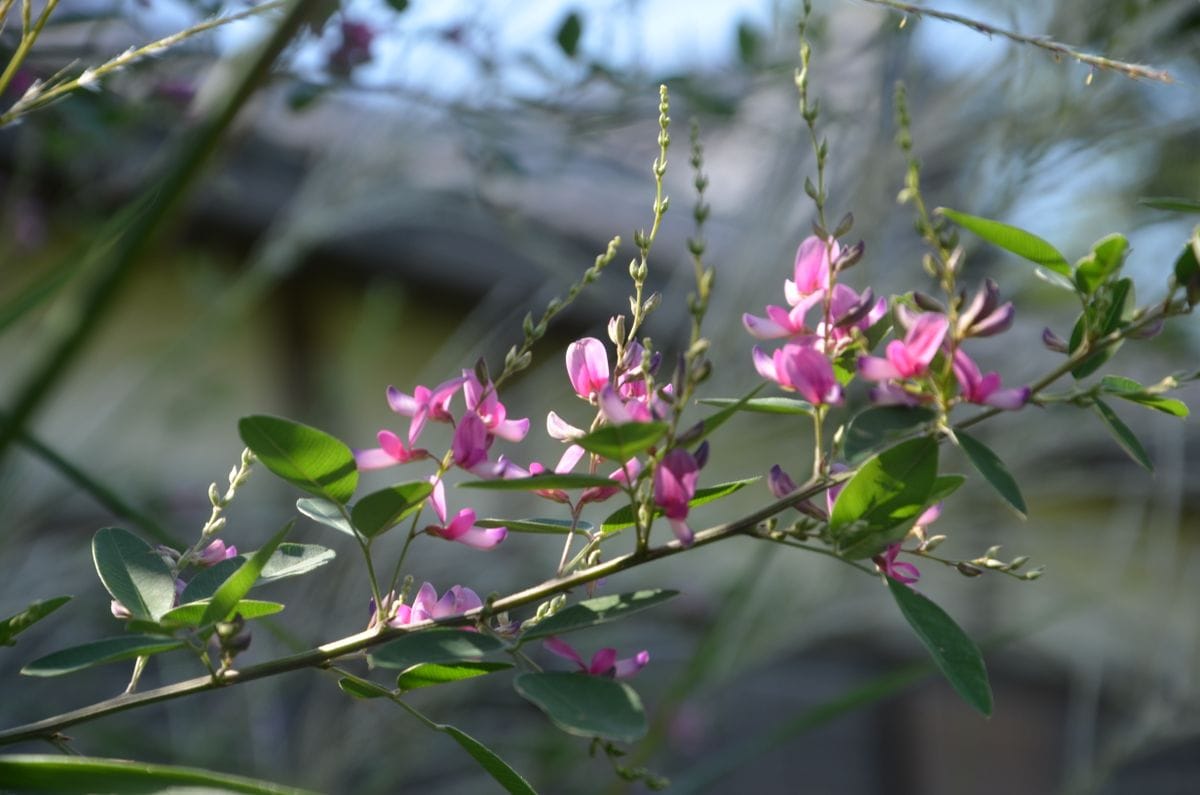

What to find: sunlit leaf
left=1074, top=233, right=1128, bottom=294
left=238, top=415, right=357, bottom=504
left=92, top=527, right=176, bottom=622
left=830, top=437, right=938, bottom=559
left=160, top=599, right=284, bottom=628
left=370, top=628, right=504, bottom=670
left=460, top=473, right=621, bottom=490
left=200, top=521, right=293, bottom=627
left=520, top=590, right=677, bottom=643
left=1099, top=375, right=1189, bottom=417
left=259, top=543, right=336, bottom=581
left=351, top=481, right=434, bottom=539
left=296, top=497, right=355, bottom=537
left=397, top=661, right=512, bottom=691
left=937, top=208, right=1070, bottom=276
left=337, top=673, right=393, bottom=700
left=22, top=635, right=185, bottom=677
left=1139, top=196, right=1200, bottom=213
left=698, top=395, right=812, bottom=416
left=0, top=596, right=71, bottom=647
left=0, top=754, right=318, bottom=794
left=600, top=479, right=759, bottom=533
left=841, top=406, right=937, bottom=463
left=574, top=422, right=668, bottom=461
left=683, top=384, right=767, bottom=444
left=179, top=558, right=242, bottom=604
left=514, top=672, right=647, bottom=742
left=954, top=430, right=1026, bottom=517
left=1092, top=399, right=1153, bottom=471
left=475, top=518, right=595, bottom=535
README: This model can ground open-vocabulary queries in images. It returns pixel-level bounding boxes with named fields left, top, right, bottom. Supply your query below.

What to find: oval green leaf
left=443, top=725, right=538, bottom=795
left=22, top=635, right=185, bottom=677
left=370, top=628, right=504, bottom=670
left=179, top=557, right=243, bottom=604
left=337, top=673, right=394, bottom=700
left=296, top=497, right=355, bottom=537
left=520, top=589, right=677, bottom=643
left=954, top=430, right=1027, bottom=517
left=830, top=437, right=938, bottom=559
left=887, top=578, right=992, bottom=717
left=841, top=406, right=937, bottom=463
left=514, top=672, right=647, bottom=742
left=351, top=481, right=433, bottom=539
left=0, top=754, right=319, bottom=794
left=92, top=527, right=177, bottom=622
left=937, top=207, right=1070, bottom=276
left=259, top=543, right=336, bottom=581
left=160, top=599, right=284, bottom=628
left=0, top=596, right=72, bottom=647
left=200, top=521, right=293, bottom=627
left=238, top=415, right=358, bottom=504
left=574, top=421, right=668, bottom=461
left=397, top=661, right=513, bottom=691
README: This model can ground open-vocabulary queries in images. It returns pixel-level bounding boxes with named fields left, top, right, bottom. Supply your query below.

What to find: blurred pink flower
left=543, top=637, right=649, bottom=679
left=952, top=349, right=1030, bottom=410
left=858, top=312, right=948, bottom=381
left=752, top=344, right=844, bottom=405
left=566, top=337, right=610, bottom=400
left=355, top=429, right=429, bottom=471
left=654, top=448, right=702, bottom=546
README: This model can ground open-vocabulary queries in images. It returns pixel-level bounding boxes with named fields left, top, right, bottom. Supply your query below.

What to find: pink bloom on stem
left=424, top=479, right=507, bottom=550
left=452, top=412, right=494, bottom=474
left=785, top=236, right=839, bottom=304
left=355, top=429, right=429, bottom=471
left=196, top=539, right=238, bottom=567
left=654, top=448, right=702, bottom=546
left=952, top=348, right=1030, bottom=410
left=387, top=582, right=483, bottom=628
left=857, top=312, right=949, bottom=381
left=742, top=293, right=824, bottom=341
left=463, top=371, right=530, bottom=442
left=597, top=383, right=654, bottom=425
left=387, top=376, right=464, bottom=445
left=873, top=544, right=921, bottom=585
left=543, top=637, right=649, bottom=679
left=956, top=279, right=1014, bottom=339
left=580, top=457, right=642, bottom=506
left=566, top=337, right=610, bottom=400
left=752, top=344, right=844, bottom=406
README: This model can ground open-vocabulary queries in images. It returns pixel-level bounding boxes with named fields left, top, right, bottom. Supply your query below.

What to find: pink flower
left=452, top=413, right=494, bottom=474
left=956, top=279, right=1014, bottom=339
left=355, top=429, right=429, bottom=471
left=742, top=293, right=824, bottom=341
left=952, top=349, right=1030, bottom=410
left=385, top=582, right=483, bottom=627
left=873, top=544, right=920, bottom=585
left=785, top=236, right=838, bottom=304
left=386, top=376, right=464, bottom=445
left=196, top=539, right=238, bottom=567
left=543, top=637, right=649, bottom=679
left=566, top=337, right=610, bottom=400
left=857, top=312, right=949, bottom=381
left=424, top=479, right=506, bottom=550
left=752, top=344, right=844, bottom=406
left=654, top=448, right=702, bottom=546
left=597, top=383, right=654, bottom=424
left=463, top=371, right=530, bottom=442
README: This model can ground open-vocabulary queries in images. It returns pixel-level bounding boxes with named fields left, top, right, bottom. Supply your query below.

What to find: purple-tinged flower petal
left=655, top=449, right=700, bottom=520
left=566, top=337, right=610, bottom=399
left=546, top=411, right=584, bottom=441
left=778, top=345, right=844, bottom=406
left=768, top=464, right=797, bottom=499
left=613, top=650, right=651, bottom=679
left=752, top=346, right=779, bottom=381
left=1042, top=327, right=1069, bottom=353
left=984, top=386, right=1032, bottom=410
left=790, top=236, right=837, bottom=299
left=588, top=647, right=619, bottom=676
left=857, top=355, right=903, bottom=382
left=953, top=348, right=1029, bottom=411
left=668, top=517, right=695, bottom=546
left=452, top=413, right=492, bottom=471
left=196, top=539, right=237, bottom=567
left=866, top=382, right=922, bottom=407
left=874, top=544, right=920, bottom=585
left=742, top=311, right=791, bottom=340
left=898, top=313, right=949, bottom=374
left=543, top=637, right=585, bottom=667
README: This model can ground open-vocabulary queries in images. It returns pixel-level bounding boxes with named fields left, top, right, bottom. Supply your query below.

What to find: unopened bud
left=912, top=291, right=945, bottom=313
left=522, top=312, right=535, bottom=337
left=1023, top=567, right=1045, bottom=581
left=922, top=534, right=947, bottom=552
left=984, top=545, right=1002, bottom=559
left=833, top=212, right=854, bottom=238
left=1042, top=327, right=1069, bottom=353
left=1008, top=555, right=1030, bottom=570
left=473, top=357, right=490, bottom=386
left=643, top=292, right=662, bottom=314
left=208, top=483, right=222, bottom=506
left=608, top=315, right=626, bottom=345
left=833, top=241, right=865, bottom=273
left=956, top=562, right=983, bottom=577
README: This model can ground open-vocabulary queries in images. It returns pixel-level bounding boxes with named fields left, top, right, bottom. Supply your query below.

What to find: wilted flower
left=543, top=637, right=649, bottom=679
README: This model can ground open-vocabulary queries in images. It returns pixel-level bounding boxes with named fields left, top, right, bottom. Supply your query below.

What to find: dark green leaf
left=443, top=726, right=538, bottom=795
left=0, top=754, right=318, bottom=794
left=179, top=557, right=243, bottom=603
left=160, top=599, right=284, bottom=628
left=685, top=384, right=767, bottom=444
left=829, top=438, right=939, bottom=559
left=337, top=674, right=393, bottom=699
left=1092, top=399, right=1153, bottom=471
left=460, top=473, right=621, bottom=491
left=555, top=11, right=582, bottom=57
left=1074, top=234, right=1129, bottom=294
left=200, top=521, right=293, bottom=627
left=238, top=415, right=357, bottom=504
left=954, top=430, right=1026, bottom=517
left=929, top=475, right=966, bottom=503
left=574, top=422, right=668, bottom=461
left=370, top=628, right=504, bottom=670
left=1139, top=196, right=1200, bottom=213
left=1174, top=232, right=1199, bottom=284
left=520, top=590, right=677, bottom=643
left=600, top=479, right=759, bottom=533
left=736, top=20, right=762, bottom=65
left=296, top=497, right=355, bottom=537
left=887, top=579, right=992, bottom=716
left=397, top=661, right=513, bottom=691
left=514, top=672, right=647, bottom=742
left=937, top=208, right=1070, bottom=276
left=385, top=0, right=409, bottom=12
left=841, top=407, right=937, bottom=463
left=22, top=635, right=185, bottom=677
left=351, top=481, right=433, bottom=539
left=475, top=518, right=595, bottom=535
left=259, top=543, right=336, bottom=581
left=92, top=528, right=176, bottom=622
left=0, top=596, right=71, bottom=646
left=698, top=395, right=812, bottom=416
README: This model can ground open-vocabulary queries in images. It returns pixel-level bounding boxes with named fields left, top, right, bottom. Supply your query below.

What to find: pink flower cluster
left=371, top=582, right=483, bottom=629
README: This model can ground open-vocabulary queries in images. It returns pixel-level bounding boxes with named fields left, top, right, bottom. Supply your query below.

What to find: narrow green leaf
left=555, top=11, right=582, bottom=57
left=238, top=415, right=358, bottom=504
left=370, top=628, right=504, bottom=670
left=0, top=596, right=71, bottom=646
left=887, top=579, right=992, bottom=716
left=1074, top=233, right=1129, bottom=294
left=296, top=497, right=355, bottom=537
left=520, top=589, right=677, bottom=643
left=337, top=674, right=393, bottom=699
left=0, top=754, right=318, bottom=794
left=475, top=518, right=595, bottom=535
left=929, top=474, right=966, bottom=503
left=514, top=672, right=647, bottom=742
left=601, top=478, right=759, bottom=533
left=179, top=558, right=243, bottom=603
left=160, top=599, right=284, bottom=628
left=829, top=437, right=939, bottom=559
left=698, top=395, right=812, bottom=416
left=259, top=543, right=336, bottom=581
left=955, top=430, right=1027, bottom=517
left=937, top=207, right=1070, bottom=276
left=443, top=725, right=538, bottom=795
left=92, top=528, right=176, bottom=621
left=684, top=384, right=767, bottom=444
left=1100, top=375, right=1189, bottom=417
left=574, top=421, right=668, bottom=461
left=460, top=473, right=621, bottom=491
left=1139, top=196, right=1200, bottom=213
left=351, top=481, right=433, bottom=539
left=22, top=635, right=185, bottom=677
left=841, top=407, right=937, bottom=463
left=1092, top=399, right=1153, bottom=471
left=200, top=521, right=293, bottom=627
left=397, top=661, right=513, bottom=691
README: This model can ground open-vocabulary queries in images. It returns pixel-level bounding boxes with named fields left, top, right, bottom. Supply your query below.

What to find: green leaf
left=460, top=473, right=621, bottom=491
left=0, top=596, right=71, bottom=646
left=475, top=518, right=595, bottom=535
left=520, top=589, right=677, bottom=643
left=397, top=661, right=513, bottom=691
left=179, top=558, right=242, bottom=603
left=1100, top=375, right=1189, bottom=417
left=1139, top=196, right=1200, bottom=213
left=1074, top=234, right=1129, bottom=294
left=443, top=725, right=538, bottom=795
left=259, top=543, right=336, bottom=581
left=296, top=497, right=355, bottom=537
left=200, top=521, right=293, bottom=627
left=887, top=579, right=992, bottom=717
left=829, top=437, right=938, bottom=559
left=1092, top=398, right=1153, bottom=471
left=574, top=421, right=668, bottom=461
left=555, top=11, right=582, bottom=57
left=0, top=754, right=319, bottom=794
left=684, top=384, right=767, bottom=444
left=929, top=474, right=966, bottom=503
left=954, top=430, right=1027, bottom=517
left=841, top=407, right=937, bottom=463
left=1174, top=232, right=1199, bottom=285
left=238, top=415, right=357, bottom=504
left=385, top=0, right=409, bottom=12
left=698, top=395, right=812, bottom=416
left=351, top=481, right=433, bottom=539
left=600, top=478, right=759, bottom=533
left=736, top=20, right=762, bottom=65
left=937, top=208, right=1070, bottom=276
left=160, top=599, right=284, bottom=628
left=337, top=674, right=393, bottom=699
left=22, top=635, right=185, bottom=677
left=92, top=528, right=176, bottom=621
left=370, top=628, right=504, bottom=670
left=514, top=672, right=647, bottom=742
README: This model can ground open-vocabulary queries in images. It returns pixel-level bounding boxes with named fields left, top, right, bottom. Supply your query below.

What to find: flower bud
left=608, top=315, right=626, bottom=346
left=1042, top=327, right=1069, bottom=353
left=912, top=291, right=945, bottom=313
left=956, top=562, right=983, bottom=577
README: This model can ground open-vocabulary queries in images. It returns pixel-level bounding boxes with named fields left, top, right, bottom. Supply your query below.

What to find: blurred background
left=1, top=0, right=1198, bottom=792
